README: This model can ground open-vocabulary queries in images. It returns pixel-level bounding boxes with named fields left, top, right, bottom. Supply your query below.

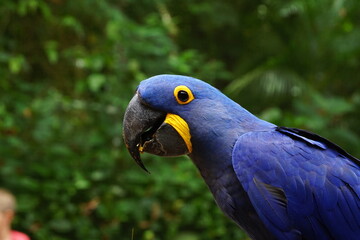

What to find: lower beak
left=122, top=94, right=190, bottom=172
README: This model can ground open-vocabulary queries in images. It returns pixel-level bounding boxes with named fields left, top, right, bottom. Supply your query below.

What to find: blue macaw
left=123, top=75, right=360, bottom=240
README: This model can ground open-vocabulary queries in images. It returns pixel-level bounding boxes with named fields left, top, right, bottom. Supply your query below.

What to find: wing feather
left=232, top=129, right=360, bottom=240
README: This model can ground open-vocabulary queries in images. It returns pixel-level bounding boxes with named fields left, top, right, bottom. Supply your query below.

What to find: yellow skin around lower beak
left=138, top=113, right=192, bottom=154
left=164, top=113, right=192, bottom=153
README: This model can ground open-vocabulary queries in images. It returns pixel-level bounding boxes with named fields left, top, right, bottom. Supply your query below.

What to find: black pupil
left=178, top=90, right=189, bottom=102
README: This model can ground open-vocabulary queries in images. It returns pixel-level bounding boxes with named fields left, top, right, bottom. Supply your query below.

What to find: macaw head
left=123, top=74, right=272, bottom=172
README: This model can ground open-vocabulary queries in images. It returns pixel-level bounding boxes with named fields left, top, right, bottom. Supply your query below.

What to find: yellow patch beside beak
left=164, top=113, right=192, bottom=153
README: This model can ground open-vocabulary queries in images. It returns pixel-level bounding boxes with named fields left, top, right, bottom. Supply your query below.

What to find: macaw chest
left=204, top=168, right=276, bottom=240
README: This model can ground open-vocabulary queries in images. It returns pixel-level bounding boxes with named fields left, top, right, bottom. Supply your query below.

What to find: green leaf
left=8, top=55, right=25, bottom=73
left=88, top=74, right=106, bottom=92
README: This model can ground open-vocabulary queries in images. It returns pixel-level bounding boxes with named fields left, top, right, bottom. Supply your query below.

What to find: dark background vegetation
left=0, top=0, right=359, bottom=239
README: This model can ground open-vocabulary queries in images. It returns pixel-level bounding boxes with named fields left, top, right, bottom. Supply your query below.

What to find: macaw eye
left=178, top=90, right=189, bottom=102
left=174, top=85, right=194, bottom=104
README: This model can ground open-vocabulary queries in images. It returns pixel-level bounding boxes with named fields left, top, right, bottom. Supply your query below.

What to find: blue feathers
left=232, top=129, right=360, bottom=240
left=132, top=75, right=360, bottom=240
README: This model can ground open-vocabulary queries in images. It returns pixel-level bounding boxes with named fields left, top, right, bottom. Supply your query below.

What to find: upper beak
left=123, top=93, right=190, bottom=173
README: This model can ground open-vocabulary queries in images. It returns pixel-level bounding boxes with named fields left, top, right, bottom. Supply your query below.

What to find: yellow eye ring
left=174, top=85, right=194, bottom=105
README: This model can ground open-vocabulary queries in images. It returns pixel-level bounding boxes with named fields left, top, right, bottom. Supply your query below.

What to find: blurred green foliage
left=0, top=0, right=359, bottom=239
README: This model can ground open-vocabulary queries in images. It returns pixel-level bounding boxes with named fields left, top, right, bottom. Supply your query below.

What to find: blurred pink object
left=10, top=231, right=30, bottom=240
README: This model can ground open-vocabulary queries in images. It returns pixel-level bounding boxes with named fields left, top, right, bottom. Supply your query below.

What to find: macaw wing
left=232, top=127, right=360, bottom=240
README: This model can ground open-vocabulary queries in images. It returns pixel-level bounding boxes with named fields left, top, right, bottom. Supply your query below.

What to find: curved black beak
left=123, top=94, right=190, bottom=173
left=122, top=94, right=165, bottom=173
